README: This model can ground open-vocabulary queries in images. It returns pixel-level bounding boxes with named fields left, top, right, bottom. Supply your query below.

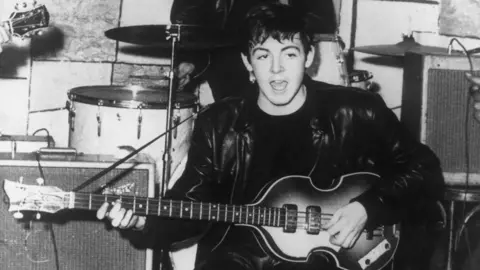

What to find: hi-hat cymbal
left=352, top=36, right=448, bottom=57
left=105, top=24, right=233, bottom=50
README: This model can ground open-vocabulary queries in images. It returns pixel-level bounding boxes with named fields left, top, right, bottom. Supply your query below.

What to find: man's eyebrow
left=281, top=45, right=301, bottom=52
left=252, top=45, right=301, bottom=54
left=252, top=47, right=268, bottom=54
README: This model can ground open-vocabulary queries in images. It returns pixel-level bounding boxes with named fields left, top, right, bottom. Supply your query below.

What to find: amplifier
left=0, top=153, right=155, bottom=270
left=401, top=50, right=480, bottom=185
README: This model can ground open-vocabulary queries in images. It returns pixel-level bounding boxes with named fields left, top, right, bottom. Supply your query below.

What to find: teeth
left=270, top=80, right=287, bottom=91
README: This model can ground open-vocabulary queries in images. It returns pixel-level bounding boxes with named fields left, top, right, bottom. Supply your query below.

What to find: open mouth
left=270, top=80, right=288, bottom=91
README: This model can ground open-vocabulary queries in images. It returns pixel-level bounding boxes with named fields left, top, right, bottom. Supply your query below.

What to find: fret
left=199, top=202, right=203, bottom=220
left=146, top=198, right=149, bottom=215
left=275, top=208, right=280, bottom=227
left=132, top=196, right=135, bottom=213
left=268, top=208, right=272, bottom=226
left=246, top=206, right=249, bottom=224
left=273, top=208, right=276, bottom=226
left=88, top=193, right=92, bottom=210
left=190, top=201, right=193, bottom=219
left=217, top=203, right=220, bottom=221
left=169, top=201, right=173, bottom=217
left=208, top=203, right=212, bottom=220
left=224, top=204, right=227, bottom=222
left=104, top=194, right=108, bottom=203
left=240, top=206, right=243, bottom=223
left=232, top=205, right=236, bottom=223
left=263, top=208, right=266, bottom=225
left=157, top=200, right=161, bottom=216
left=180, top=201, right=183, bottom=218
left=257, top=207, right=261, bottom=225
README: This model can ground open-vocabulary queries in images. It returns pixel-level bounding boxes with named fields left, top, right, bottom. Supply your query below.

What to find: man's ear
left=305, top=45, right=314, bottom=68
left=241, top=53, right=253, bottom=72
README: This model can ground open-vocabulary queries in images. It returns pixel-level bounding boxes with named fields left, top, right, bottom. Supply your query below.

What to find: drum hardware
left=96, top=105, right=102, bottom=137
left=352, top=35, right=449, bottom=57
left=307, top=33, right=350, bottom=86
left=67, top=85, right=197, bottom=196
left=104, top=24, right=232, bottom=50
left=70, top=103, right=205, bottom=193
left=137, top=109, right=143, bottom=139
left=348, top=70, right=373, bottom=91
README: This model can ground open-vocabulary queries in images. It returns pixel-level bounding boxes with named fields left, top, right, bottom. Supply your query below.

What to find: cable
left=32, top=128, right=54, bottom=147
left=447, top=38, right=477, bottom=262
left=34, top=152, right=60, bottom=270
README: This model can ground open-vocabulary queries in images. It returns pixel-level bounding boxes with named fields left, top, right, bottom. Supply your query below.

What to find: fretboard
left=68, top=192, right=287, bottom=227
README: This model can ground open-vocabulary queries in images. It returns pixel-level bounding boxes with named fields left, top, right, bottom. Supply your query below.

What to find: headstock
left=6, top=3, right=50, bottom=38
left=3, top=179, right=67, bottom=217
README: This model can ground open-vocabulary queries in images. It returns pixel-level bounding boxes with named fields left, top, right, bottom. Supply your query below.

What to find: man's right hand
left=176, top=62, right=196, bottom=91
left=96, top=201, right=147, bottom=231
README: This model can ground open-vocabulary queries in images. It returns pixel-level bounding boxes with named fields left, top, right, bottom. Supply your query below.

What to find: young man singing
left=97, top=3, right=444, bottom=269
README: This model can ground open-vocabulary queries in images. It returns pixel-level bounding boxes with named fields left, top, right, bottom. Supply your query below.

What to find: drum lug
left=172, top=114, right=180, bottom=139
left=68, top=101, right=76, bottom=132
left=137, top=109, right=143, bottom=139
left=96, top=106, right=102, bottom=137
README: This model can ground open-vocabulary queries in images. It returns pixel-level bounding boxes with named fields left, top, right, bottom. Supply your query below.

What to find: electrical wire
left=447, top=38, right=475, bottom=260
left=32, top=128, right=54, bottom=147
left=34, top=152, right=60, bottom=270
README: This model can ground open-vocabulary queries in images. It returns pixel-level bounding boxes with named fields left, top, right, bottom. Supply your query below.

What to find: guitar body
left=233, top=172, right=400, bottom=270
left=3, top=172, right=400, bottom=270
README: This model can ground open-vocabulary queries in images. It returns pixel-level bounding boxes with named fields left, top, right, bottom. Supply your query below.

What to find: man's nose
left=270, top=57, right=285, bottom=74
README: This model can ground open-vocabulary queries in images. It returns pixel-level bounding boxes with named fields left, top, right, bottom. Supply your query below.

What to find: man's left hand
left=324, top=201, right=368, bottom=249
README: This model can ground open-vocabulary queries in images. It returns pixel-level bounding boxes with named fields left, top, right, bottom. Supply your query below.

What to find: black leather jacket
left=139, top=78, right=444, bottom=264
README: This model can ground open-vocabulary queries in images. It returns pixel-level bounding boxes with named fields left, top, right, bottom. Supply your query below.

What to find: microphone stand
left=162, top=24, right=180, bottom=198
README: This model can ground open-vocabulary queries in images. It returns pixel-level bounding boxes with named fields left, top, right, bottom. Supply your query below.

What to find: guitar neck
left=69, top=192, right=286, bottom=227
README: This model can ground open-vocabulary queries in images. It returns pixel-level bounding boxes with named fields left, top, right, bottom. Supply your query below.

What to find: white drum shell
left=69, top=100, right=195, bottom=185
left=307, top=34, right=348, bottom=86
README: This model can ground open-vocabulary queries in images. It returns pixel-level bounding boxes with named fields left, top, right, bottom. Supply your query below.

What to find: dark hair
left=238, top=3, right=314, bottom=56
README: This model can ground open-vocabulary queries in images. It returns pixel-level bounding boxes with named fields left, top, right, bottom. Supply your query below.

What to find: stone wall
left=0, top=0, right=173, bottom=146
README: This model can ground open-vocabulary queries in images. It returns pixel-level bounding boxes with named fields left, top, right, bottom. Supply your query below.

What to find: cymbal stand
left=161, top=24, right=180, bottom=197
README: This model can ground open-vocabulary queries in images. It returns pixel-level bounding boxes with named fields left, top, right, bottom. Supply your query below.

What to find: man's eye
left=257, top=54, right=268, bottom=60
left=286, top=53, right=298, bottom=58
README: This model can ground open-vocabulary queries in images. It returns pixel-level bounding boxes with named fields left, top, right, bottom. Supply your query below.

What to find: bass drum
left=67, top=85, right=197, bottom=185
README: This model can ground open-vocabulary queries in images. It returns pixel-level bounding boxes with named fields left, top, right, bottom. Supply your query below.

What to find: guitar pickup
left=282, top=204, right=298, bottom=233
left=306, top=206, right=321, bottom=234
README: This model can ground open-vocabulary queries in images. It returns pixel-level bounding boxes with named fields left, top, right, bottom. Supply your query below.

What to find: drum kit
left=66, top=24, right=438, bottom=193
left=67, top=24, right=231, bottom=194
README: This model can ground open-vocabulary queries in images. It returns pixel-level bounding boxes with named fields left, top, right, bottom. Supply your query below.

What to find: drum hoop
left=68, top=87, right=197, bottom=109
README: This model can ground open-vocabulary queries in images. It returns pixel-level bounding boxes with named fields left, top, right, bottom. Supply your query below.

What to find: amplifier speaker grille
left=0, top=154, right=155, bottom=270
left=402, top=51, right=480, bottom=183
left=425, top=69, right=480, bottom=173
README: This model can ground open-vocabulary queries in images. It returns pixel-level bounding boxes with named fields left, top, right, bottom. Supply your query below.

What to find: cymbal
left=105, top=24, right=233, bottom=50
left=352, top=36, right=448, bottom=57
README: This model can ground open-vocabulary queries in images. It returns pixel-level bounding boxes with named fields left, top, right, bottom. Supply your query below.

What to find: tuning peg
left=35, top=212, right=41, bottom=220
left=13, top=211, right=24, bottom=219
left=18, top=176, right=24, bottom=184
left=36, top=177, right=44, bottom=186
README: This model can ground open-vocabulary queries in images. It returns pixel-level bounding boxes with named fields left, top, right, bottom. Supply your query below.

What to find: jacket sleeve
left=352, top=94, right=445, bottom=228
left=135, top=110, right=222, bottom=249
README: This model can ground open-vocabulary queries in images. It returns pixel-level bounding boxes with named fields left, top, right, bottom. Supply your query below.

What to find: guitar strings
left=69, top=196, right=385, bottom=231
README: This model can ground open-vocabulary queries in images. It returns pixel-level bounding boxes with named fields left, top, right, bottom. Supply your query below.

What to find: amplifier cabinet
left=0, top=153, right=155, bottom=270
left=402, top=51, right=480, bottom=185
